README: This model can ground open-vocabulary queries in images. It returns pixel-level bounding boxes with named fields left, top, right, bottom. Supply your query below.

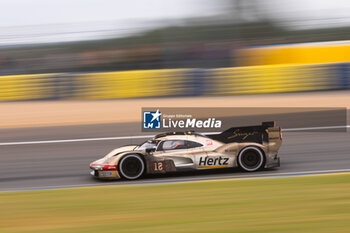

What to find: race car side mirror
left=146, top=148, right=156, bottom=153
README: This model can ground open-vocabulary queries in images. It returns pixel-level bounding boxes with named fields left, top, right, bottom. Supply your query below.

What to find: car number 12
left=153, top=162, right=164, bottom=171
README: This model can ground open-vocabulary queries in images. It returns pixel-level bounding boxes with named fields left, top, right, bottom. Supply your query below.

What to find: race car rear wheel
left=238, top=147, right=265, bottom=172
left=119, top=154, right=145, bottom=180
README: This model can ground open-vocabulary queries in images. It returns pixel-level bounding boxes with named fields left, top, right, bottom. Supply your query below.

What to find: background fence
left=236, top=41, right=350, bottom=66
left=0, top=63, right=349, bottom=101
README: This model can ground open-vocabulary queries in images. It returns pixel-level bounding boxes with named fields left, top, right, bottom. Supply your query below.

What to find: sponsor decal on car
left=206, top=139, right=213, bottom=146
left=224, top=149, right=236, bottom=152
left=101, top=172, right=113, bottom=176
left=228, top=129, right=259, bottom=140
left=198, top=156, right=229, bottom=168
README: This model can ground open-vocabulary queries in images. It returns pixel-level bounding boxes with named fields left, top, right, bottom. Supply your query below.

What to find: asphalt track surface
left=0, top=112, right=349, bottom=192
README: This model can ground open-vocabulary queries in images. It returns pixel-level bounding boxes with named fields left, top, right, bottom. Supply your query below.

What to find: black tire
left=238, top=147, right=265, bottom=172
left=118, top=154, right=145, bottom=180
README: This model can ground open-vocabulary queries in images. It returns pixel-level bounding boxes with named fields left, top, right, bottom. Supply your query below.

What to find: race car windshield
left=136, top=140, right=157, bottom=151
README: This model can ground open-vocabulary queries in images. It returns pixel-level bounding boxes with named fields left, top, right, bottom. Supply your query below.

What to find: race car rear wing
left=206, top=121, right=281, bottom=144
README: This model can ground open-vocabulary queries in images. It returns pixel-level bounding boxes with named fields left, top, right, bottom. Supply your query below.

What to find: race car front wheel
left=238, top=147, right=265, bottom=172
left=119, top=154, right=145, bottom=180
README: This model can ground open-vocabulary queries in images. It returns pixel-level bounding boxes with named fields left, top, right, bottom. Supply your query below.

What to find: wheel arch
left=237, top=144, right=266, bottom=159
left=110, top=152, right=147, bottom=166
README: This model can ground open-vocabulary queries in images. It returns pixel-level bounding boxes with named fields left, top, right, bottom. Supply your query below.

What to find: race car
left=90, top=121, right=282, bottom=180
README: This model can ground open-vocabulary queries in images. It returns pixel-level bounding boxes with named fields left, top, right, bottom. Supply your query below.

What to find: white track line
left=0, top=125, right=348, bottom=146
left=0, top=135, right=156, bottom=146
left=283, top=125, right=350, bottom=131
left=2, top=168, right=350, bottom=193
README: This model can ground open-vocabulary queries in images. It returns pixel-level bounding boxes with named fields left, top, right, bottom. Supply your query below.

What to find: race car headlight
left=90, top=164, right=102, bottom=169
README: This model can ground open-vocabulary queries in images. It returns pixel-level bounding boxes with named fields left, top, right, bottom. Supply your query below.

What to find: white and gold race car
left=90, top=122, right=282, bottom=180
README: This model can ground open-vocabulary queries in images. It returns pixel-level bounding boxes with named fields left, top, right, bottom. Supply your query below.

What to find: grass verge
left=1, top=174, right=350, bottom=233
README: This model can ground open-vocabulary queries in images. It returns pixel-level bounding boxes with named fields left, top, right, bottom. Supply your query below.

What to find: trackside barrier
left=74, top=69, right=188, bottom=99
left=207, top=64, right=341, bottom=95
left=0, top=63, right=349, bottom=101
left=0, top=73, right=56, bottom=101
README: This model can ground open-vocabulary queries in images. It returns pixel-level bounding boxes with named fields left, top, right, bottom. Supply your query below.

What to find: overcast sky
left=0, top=0, right=225, bottom=27
left=1, top=0, right=350, bottom=45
